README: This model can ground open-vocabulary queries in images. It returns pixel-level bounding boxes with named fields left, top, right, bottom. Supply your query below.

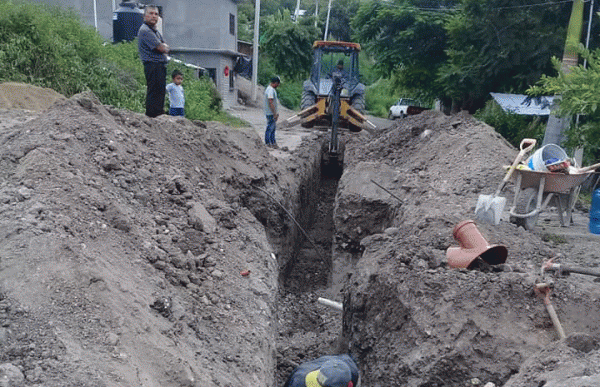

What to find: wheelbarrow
left=508, top=168, right=594, bottom=230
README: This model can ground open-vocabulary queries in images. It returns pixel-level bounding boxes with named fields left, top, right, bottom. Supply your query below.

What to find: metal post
left=93, top=0, right=98, bottom=30
left=315, top=0, right=319, bottom=28
left=584, top=0, right=595, bottom=68
left=575, top=0, right=594, bottom=166
left=251, top=0, right=261, bottom=102
left=324, top=0, right=332, bottom=40
left=295, top=0, right=301, bottom=22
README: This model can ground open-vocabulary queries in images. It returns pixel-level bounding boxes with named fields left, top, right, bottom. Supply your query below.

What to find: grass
left=214, top=112, right=251, bottom=127
left=541, top=233, right=569, bottom=245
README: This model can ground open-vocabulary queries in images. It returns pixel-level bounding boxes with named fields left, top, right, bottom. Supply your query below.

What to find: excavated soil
left=337, top=111, right=600, bottom=387
left=1, top=83, right=600, bottom=387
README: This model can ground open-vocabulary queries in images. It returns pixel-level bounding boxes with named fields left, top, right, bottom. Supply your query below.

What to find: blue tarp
left=490, top=93, right=556, bottom=116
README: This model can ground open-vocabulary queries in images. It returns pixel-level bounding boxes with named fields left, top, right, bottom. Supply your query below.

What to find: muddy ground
left=0, top=82, right=600, bottom=387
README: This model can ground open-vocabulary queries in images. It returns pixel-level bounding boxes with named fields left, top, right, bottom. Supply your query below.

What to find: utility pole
left=252, top=0, right=261, bottom=102
left=584, top=0, right=595, bottom=69
left=573, top=0, right=595, bottom=165
left=93, top=0, right=98, bottom=30
left=295, top=0, right=301, bottom=22
left=324, top=0, right=332, bottom=40
left=542, top=0, right=585, bottom=148
left=315, top=0, right=319, bottom=28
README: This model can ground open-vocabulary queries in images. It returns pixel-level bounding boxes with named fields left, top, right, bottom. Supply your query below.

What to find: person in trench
left=284, top=354, right=359, bottom=387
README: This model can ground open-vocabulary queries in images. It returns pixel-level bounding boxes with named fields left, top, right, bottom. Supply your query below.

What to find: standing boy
left=166, top=70, right=185, bottom=117
left=137, top=5, right=169, bottom=118
left=264, top=76, right=281, bottom=148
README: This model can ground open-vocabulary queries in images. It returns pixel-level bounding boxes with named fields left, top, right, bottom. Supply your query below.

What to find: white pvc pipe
left=318, top=297, right=343, bottom=311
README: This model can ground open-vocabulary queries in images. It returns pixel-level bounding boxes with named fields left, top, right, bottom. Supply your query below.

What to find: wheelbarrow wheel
left=513, top=188, right=540, bottom=230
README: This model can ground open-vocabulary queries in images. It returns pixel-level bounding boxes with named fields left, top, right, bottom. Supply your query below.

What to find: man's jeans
left=169, top=107, right=184, bottom=116
left=265, top=115, right=276, bottom=145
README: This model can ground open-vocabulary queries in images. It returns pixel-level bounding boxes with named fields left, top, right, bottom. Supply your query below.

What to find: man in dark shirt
left=137, top=5, right=169, bottom=118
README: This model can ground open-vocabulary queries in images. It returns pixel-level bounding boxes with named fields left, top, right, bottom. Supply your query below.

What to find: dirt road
left=227, top=102, right=391, bottom=153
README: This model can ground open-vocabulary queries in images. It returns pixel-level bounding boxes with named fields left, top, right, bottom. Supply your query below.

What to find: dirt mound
left=336, top=110, right=600, bottom=386
left=0, top=91, right=300, bottom=386
left=0, top=82, right=65, bottom=111
left=1, top=83, right=599, bottom=387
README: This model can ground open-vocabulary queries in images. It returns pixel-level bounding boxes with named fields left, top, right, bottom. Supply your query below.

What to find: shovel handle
left=495, top=138, right=537, bottom=195
left=577, top=162, right=600, bottom=173
left=519, top=138, right=537, bottom=153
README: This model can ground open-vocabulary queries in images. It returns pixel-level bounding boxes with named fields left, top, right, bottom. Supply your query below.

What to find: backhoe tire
left=301, top=91, right=316, bottom=110
left=301, top=91, right=316, bottom=128
left=351, top=94, right=365, bottom=113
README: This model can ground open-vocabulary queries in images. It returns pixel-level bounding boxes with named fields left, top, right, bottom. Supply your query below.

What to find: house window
left=229, top=13, right=235, bottom=35
left=229, top=69, right=234, bottom=90
left=206, top=68, right=216, bottom=84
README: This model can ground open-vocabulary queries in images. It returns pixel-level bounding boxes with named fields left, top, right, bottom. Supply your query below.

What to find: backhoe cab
left=283, top=41, right=376, bottom=166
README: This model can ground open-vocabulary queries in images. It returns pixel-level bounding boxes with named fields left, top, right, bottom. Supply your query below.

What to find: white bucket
left=527, top=144, right=568, bottom=172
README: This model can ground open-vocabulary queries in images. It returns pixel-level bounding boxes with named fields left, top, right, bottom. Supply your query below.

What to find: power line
left=381, top=0, right=586, bottom=12
left=493, top=0, right=587, bottom=10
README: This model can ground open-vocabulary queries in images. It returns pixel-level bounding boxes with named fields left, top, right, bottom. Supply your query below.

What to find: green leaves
left=353, top=0, right=449, bottom=100
left=0, top=0, right=224, bottom=121
left=260, top=10, right=320, bottom=81
left=353, top=0, right=572, bottom=111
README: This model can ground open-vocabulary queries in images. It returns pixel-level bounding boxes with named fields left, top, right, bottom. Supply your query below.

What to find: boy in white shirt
left=166, top=69, right=185, bottom=116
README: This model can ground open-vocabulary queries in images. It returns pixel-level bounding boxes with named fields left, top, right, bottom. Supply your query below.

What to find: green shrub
left=474, top=99, right=546, bottom=148
left=0, top=0, right=226, bottom=122
left=178, top=75, right=223, bottom=121
left=258, top=53, right=278, bottom=87
left=276, top=79, right=302, bottom=110
left=365, top=78, right=400, bottom=117
left=0, top=0, right=104, bottom=95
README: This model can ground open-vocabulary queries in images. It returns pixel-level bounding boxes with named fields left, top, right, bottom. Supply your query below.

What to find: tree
left=237, top=2, right=255, bottom=42
left=529, top=49, right=600, bottom=159
left=260, top=0, right=298, bottom=15
left=353, top=0, right=572, bottom=111
left=352, top=0, right=449, bottom=100
left=261, top=10, right=320, bottom=81
left=325, top=0, right=362, bottom=41
left=439, top=0, right=571, bottom=112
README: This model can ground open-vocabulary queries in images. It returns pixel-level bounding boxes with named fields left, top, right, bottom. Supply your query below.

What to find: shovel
left=475, top=138, right=536, bottom=225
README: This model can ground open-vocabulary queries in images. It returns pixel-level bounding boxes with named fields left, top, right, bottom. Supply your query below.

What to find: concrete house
left=163, top=0, right=244, bottom=108
left=31, top=0, right=244, bottom=109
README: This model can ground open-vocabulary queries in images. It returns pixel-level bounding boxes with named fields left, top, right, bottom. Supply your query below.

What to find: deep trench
left=274, top=151, right=346, bottom=385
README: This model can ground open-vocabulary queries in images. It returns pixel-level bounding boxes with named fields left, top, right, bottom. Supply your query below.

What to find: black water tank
left=113, top=2, right=144, bottom=43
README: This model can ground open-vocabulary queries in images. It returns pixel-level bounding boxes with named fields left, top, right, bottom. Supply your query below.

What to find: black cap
left=271, top=76, right=281, bottom=84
